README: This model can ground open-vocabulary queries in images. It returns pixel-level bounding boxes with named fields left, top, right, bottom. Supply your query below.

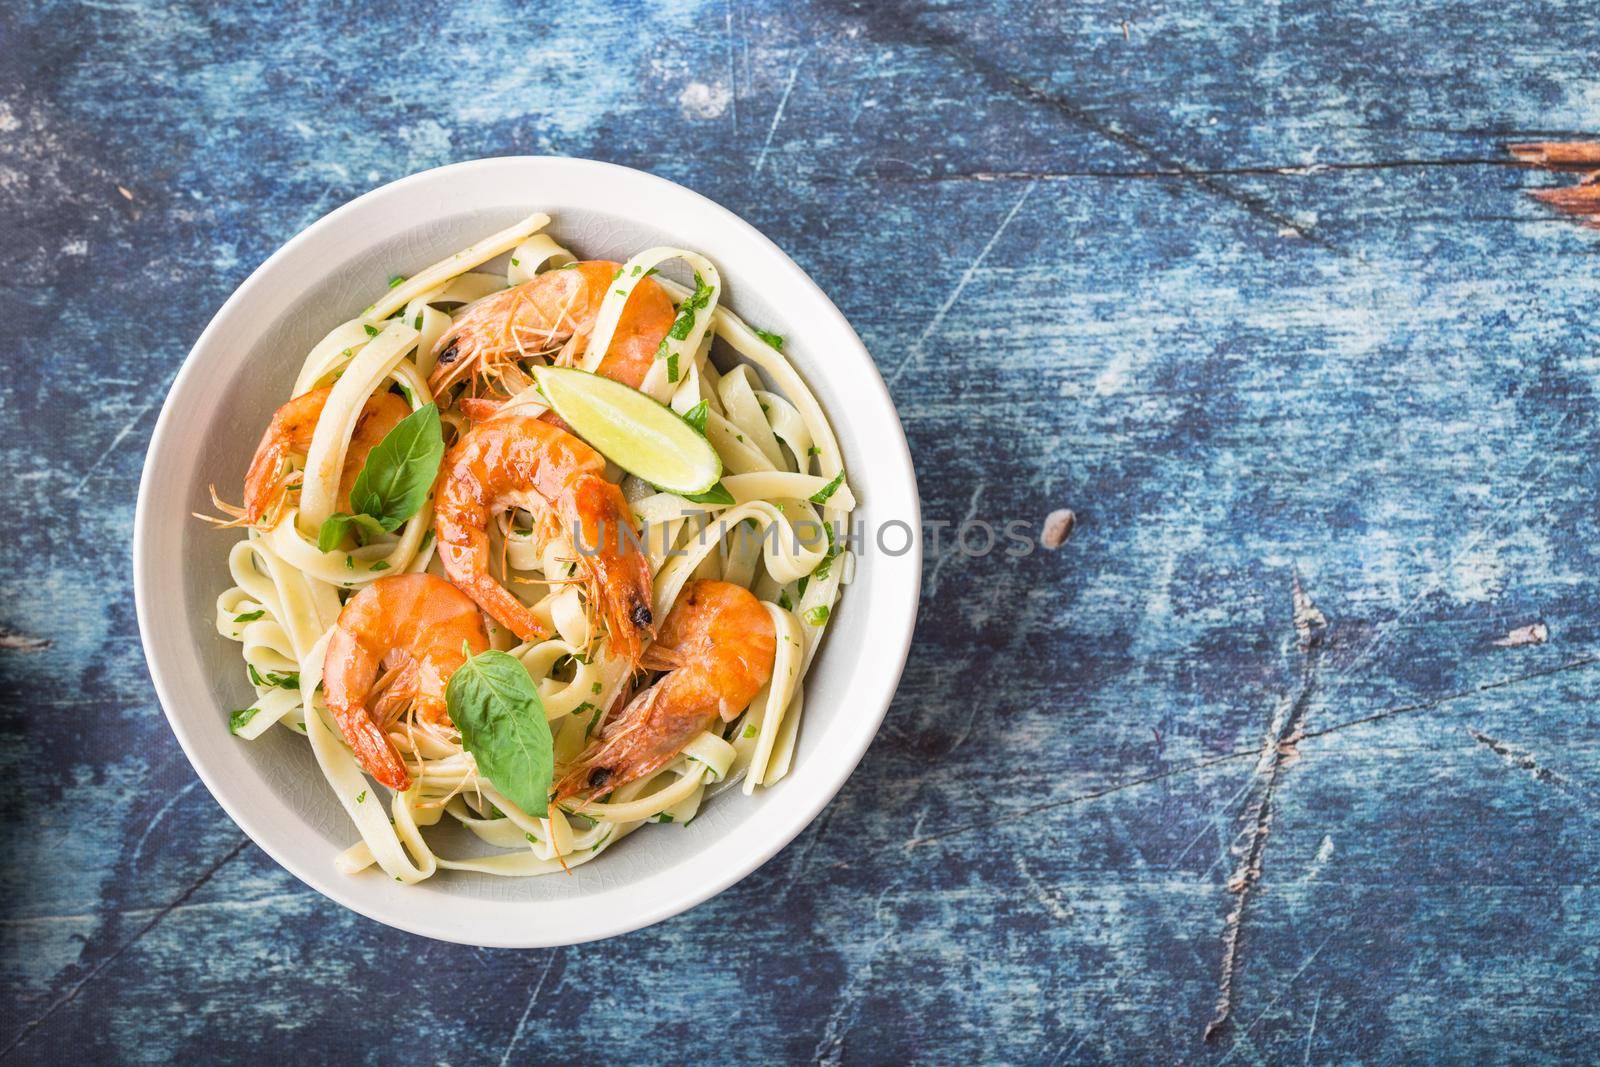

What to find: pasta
left=207, top=213, right=854, bottom=883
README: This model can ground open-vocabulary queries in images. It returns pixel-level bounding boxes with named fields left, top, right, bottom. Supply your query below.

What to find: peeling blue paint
left=4, top=0, right=1600, bottom=1062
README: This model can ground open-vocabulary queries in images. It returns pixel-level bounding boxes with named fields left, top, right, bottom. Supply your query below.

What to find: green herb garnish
left=810, top=471, right=845, bottom=505
left=446, top=650, right=553, bottom=818
left=317, top=511, right=388, bottom=552
left=248, top=664, right=299, bottom=690
left=682, top=481, right=734, bottom=506
left=233, top=609, right=265, bottom=623
left=655, top=271, right=713, bottom=359
left=229, top=708, right=258, bottom=734
left=681, top=400, right=709, bottom=436
left=754, top=328, right=784, bottom=351
left=813, top=523, right=841, bottom=581
left=347, top=403, right=445, bottom=531
left=803, top=605, right=831, bottom=626
left=363, top=323, right=380, bottom=338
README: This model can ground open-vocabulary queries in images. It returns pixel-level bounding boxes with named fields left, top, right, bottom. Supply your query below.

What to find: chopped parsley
left=233, top=609, right=265, bottom=623
left=248, top=664, right=299, bottom=690
left=742, top=723, right=758, bottom=739
left=228, top=708, right=258, bottom=734
left=803, top=605, right=831, bottom=626
left=681, top=400, right=709, bottom=436
left=363, top=323, right=380, bottom=338
left=778, top=591, right=793, bottom=611
left=356, top=790, right=367, bottom=804
left=370, top=560, right=390, bottom=571
left=510, top=257, right=521, bottom=266
left=656, top=271, right=714, bottom=360
left=666, top=352, right=680, bottom=383
left=813, top=524, right=841, bottom=581
left=810, top=471, right=846, bottom=504
left=592, top=682, right=603, bottom=695
left=388, top=274, right=406, bottom=288
left=754, top=328, right=784, bottom=351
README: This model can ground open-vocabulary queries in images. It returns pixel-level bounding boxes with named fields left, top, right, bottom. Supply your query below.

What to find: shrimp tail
left=553, top=687, right=693, bottom=802
left=328, top=703, right=413, bottom=792
left=564, top=475, right=654, bottom=662
left=446, top=554, right=552, bottom=644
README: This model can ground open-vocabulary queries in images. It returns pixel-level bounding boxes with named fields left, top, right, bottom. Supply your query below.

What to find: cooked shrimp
left=230, top=386, right=410, bottom=527
left=322, top=573, right=489, bottom=791
left=553, top=580, right=775, bottom=802
left=428, top=261, right=675, bottom=395
left=433, top=409, right=655, bottom=658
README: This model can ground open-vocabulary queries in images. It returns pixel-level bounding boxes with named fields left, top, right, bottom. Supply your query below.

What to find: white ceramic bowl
left=133, top=157, right=921, bottom=947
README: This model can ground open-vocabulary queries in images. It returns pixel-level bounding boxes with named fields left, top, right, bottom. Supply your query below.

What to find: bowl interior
left=135, top=159, right=920, bottom=945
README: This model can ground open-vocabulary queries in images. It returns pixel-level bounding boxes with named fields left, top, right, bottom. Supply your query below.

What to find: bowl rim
left=132, top=156, right=921, bottom=947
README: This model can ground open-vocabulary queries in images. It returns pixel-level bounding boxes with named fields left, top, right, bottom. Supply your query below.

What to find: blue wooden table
left=6, top=0, right=1600, bottom=1062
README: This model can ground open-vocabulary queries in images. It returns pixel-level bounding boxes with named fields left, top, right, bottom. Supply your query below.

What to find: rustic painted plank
left=5, top=0, right=1600, bottom=1063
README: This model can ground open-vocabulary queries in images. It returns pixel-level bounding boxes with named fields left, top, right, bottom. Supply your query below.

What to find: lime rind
left=532, top=367, right=723, bottom=496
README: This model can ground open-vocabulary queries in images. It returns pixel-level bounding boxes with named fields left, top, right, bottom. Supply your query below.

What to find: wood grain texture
left=4, top=0, right=1600, bottom=1062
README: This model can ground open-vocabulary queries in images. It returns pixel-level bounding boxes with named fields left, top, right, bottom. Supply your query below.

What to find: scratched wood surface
left=4, top=0, right=1600, bottom=1062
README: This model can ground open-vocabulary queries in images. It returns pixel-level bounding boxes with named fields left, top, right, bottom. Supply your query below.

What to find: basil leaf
left=233, top=609, right=265, bottom=623
left=681, top=400, right=709, bottom=436
left=447, top=650, right=553, bottom=817
left=317, top=511, right=389, bottom=552
left=347, top=403, right=445, bottom=531
left=810, top=471, right=845, bottom=505
left=682, top=481, right=734, bottom=505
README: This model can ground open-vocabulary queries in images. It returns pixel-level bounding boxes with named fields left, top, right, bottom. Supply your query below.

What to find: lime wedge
left=533, top=366, right=722, bottom=495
